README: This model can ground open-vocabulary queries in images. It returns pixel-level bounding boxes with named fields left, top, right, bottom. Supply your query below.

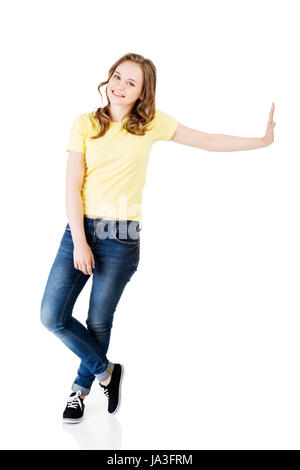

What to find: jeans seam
left=58, top=271, right=83, bottom=330
left=58, top=271, right=107, bottom=368
left=66, top=329, right=108, bottom=368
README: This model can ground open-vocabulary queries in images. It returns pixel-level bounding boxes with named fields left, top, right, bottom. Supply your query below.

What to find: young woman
left=40, top=52, right=276, bottom=424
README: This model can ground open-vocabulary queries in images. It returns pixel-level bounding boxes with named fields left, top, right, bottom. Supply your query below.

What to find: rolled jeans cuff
left=71, top=382, right=91, bottom=396
left=96, top=361, right=115, bottom=383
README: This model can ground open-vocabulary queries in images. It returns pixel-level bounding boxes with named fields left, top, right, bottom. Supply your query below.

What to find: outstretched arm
left=171, top=103, right=276, bottom=152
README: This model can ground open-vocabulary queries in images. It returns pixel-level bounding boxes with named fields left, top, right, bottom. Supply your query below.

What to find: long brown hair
left=90, top=53, right=157, bottom=139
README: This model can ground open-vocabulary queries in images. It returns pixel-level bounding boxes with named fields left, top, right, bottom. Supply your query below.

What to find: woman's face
left=107, top=60, right=144, bottom=107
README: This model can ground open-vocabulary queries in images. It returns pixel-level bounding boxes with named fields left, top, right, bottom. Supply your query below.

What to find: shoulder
left=71, top=111, right=98, bottom=135
left=78, top=111, right=96, bottom=125
left=149, top=108, right=180, bottom=142
left=151, top=108, right=170, bottom=123
left=154, top=108, right=168, bottom=118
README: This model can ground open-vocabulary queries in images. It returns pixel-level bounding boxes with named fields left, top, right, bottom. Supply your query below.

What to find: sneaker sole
left=62, top=417, right=84, bottom=424
left=109, top=363, right=124, bottom=415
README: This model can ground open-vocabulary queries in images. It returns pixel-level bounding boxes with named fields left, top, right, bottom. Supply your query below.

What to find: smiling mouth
left=112, top=90, right=125, bottom=98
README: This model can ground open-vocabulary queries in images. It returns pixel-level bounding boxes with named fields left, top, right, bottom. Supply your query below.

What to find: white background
left=1, top=0, right=299, bottom=450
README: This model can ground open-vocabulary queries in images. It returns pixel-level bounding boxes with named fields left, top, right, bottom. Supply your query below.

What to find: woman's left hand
left=262, top=102, right=276, bottom=146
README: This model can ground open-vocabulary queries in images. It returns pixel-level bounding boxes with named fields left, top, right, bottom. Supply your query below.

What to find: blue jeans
left=40, top=215, right=140, bottom=395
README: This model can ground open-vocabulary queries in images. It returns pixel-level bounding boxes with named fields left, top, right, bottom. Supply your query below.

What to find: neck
left=108, top=104, right=133, bottom=123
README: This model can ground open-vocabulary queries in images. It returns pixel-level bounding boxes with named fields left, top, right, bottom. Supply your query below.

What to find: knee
left=40, top=301, right=61, bottom=333
left=86, top=319, right=113, bottom=335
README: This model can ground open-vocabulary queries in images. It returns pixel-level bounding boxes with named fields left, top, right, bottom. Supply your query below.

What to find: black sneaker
left=99, top=363, right=124, bottom=414
left=63, top=391, right=85, bottom=423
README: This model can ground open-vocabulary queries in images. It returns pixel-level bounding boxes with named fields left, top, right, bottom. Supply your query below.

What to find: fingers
left=86, top=256, right=95, bottom=275
left=74, top=259, right=95, bottom=275
left=269, top=102, right=275, bottom=120
left=73, top=247, right=95, bottom=275
left=86, top=262, right=93, bottom=276
left=81, top=262, right=93, bottom=275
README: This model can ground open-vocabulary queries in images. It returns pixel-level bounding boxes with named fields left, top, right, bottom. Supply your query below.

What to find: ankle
left=80, top=395, right=85, bottom=399
left=100, top=374, right=112, bottom=386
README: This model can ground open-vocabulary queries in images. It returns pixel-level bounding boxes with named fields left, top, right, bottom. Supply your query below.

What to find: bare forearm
left=207, top=133, right=267, bottom=152
left=66, top=188, right=87, bottom=246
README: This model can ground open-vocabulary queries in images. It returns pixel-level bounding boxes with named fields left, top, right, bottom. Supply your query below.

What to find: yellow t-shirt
left=66, top=109, right=179, bottom=221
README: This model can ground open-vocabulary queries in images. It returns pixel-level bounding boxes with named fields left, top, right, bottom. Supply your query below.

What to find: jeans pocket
left=114, top=226, right=140, bottom=245
left=115, top=238, right=140, bottom=246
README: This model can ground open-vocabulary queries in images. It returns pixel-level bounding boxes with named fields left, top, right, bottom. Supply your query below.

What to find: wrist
left=73, top=238, right=88, bottom=248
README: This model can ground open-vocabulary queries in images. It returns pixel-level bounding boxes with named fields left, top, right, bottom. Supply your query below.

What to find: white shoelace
left=102, top=386, right=110, bottom=398
left=67, top=391, right=82, bottom=410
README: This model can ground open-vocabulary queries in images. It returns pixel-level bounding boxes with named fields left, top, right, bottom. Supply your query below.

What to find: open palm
left=263, top=102, right=276, bottom=146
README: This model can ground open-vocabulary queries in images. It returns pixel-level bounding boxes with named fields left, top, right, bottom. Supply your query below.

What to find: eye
left=114, top=74, right=135, bottom=86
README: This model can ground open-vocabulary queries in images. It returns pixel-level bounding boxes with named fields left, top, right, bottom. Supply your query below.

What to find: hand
left=262, top=102, right=276, bottom=146
left=73, top=241, right=95, bottom=275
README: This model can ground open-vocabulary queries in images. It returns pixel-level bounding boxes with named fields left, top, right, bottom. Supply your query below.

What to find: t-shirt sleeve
left=151, top=109, right=180, bottom=143
left=66, top=114, right=88, bottom=153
